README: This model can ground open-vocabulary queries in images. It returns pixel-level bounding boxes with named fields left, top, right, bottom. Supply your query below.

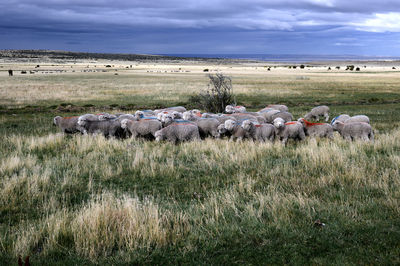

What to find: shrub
left=356, top=67, right=360, bottom=71
left=203, top=69, right=209, bottom=72
left=189, top=74, right=234, bottom=113
left=300, top=65, right=305, bottom=69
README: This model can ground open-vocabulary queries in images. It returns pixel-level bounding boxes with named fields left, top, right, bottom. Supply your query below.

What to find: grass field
left=1, top=60, right=400, bottom=264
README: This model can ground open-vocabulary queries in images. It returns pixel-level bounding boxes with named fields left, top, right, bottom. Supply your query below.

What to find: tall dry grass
left=1, top=127, right=399, bottom=262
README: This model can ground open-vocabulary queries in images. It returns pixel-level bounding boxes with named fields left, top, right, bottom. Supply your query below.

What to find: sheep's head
left=225, top=105, right=234, bottom=113
left=273, top=118, right=285, bottom=129
left=120, top=119, right=130, bottom=129
left=99, top=113, right=116, bottom=120
left=163, top=114, right=174, bottom=124
left=191, top=109, right=201, bottom=115
left=172, top=111, right=182, bottom=119
left=217, top=124, right=227, bottom=134
left=154, top=130, right=164, bottom=141
left=135, top=111, right=144, bottom=119
left=330, top=114, right=350, bottom=125
left=224, top=119, right=236, bottom=131
left=304, top=112, right=312, bottom=120
left=332, top=121, right=343, bottom=131
left=53, top=116, right=61, bottom=126
left=182, top=111, right=192, bottom=121
left=77, top=117, right=87, bottom=126
left=157, top=113, right=165, bottom=121
left=241, top=120, right=253, bottom=131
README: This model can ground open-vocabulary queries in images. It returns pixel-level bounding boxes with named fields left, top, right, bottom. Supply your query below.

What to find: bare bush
left=190, top=74, right=234, bottom=113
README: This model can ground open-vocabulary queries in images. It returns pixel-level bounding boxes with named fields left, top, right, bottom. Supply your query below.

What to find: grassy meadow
left=0, top=60, right=400, bottom=264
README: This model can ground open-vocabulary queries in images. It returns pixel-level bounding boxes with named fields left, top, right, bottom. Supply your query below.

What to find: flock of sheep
left=53, top=104, right=374, bottom=145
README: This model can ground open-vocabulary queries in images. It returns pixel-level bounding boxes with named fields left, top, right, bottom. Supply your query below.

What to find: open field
left=1, top=57, right=400, bottom=264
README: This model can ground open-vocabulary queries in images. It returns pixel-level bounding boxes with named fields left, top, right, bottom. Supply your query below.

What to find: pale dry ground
left=1, top=60, right=400, bottom=107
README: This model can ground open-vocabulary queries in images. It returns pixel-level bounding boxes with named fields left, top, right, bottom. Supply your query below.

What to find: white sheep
left=304, top=105, right=330, bottom=122
left=155, top=123, right=200, bottom=144
left=241, top=120, right=275, bottom=142
left=273, top=118, right=306, bottom=145
left=332, top=121, right=374, bottom=141
left=298, top=118, right=333, bottom=139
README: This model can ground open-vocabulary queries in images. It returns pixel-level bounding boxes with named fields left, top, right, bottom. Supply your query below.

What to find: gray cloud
left=1, top=0, right=400, bottom=32
left=1, top=0, right=400, bottom=54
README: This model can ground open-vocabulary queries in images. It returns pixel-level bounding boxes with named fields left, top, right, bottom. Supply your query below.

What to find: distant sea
left=163, top=54, right=400, bottom=63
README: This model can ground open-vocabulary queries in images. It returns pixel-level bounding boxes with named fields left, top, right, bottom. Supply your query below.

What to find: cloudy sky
left=1, top=0, right=400, bottom=55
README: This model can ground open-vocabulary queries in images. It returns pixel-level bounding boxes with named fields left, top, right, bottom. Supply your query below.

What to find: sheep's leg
left=369, top=132, right=374, bottom=142
left=324, top=113, right=329, bottom=122
left=299, top=131, right=306, bottom=141
left=361, top=134, right=369, bottom=141
left=131, top=132, right=139, bottom=139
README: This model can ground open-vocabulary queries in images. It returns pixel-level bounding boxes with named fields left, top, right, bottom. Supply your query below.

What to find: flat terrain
left=1, top=56, right=400, bottom=264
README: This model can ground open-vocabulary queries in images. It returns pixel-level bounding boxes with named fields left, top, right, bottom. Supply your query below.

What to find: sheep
left=77, top=118, right=124, bottom=138
left=157, top=112, right=177, bottom=126
left=154, top=106, right=186, bottom=114
left=163, top=114, right=196, bottom=127
left=260, top=109, right=280, bottom=122
left=98, top=113, right=118, bottom=120
left=217, top=123, right=230, bottom=138
left=270, top=111, right=293, bottom=123
left=225, top=113, right=259, bottom=122
left=78, top=113, right=101, bottom=121
left=171, top=111, right=183, bottom=119
left=190, top=109, right=202, bottom=116
left=139, top=109, right=156, bottom=116
left=121, top=119, right=162, bottom=139
left=195, top=118, right=221, bottom=138
left=331, top=114, right=351, bottom=125
left=116, top=114, right=136, bottom=121
left=273, top=118, right=306, bottom=145
left=225, top=105, right=246, bottom=113
left=298, top=118, right=333, bottom=139
left=304, top=105, right=330, bottom=122
left=241, top=120, right=275, bottom=142
left=345, top=115, right=370, bottom=124
left=154, top=123, right=200, bottom=144
left=332, top=121, right=374, bottom=141
left=201, top=113, right=218, bottom=118
left=184, top=111, right=232, bottom=124
left=221, top=119, right=249, bottom=141
left=157, top=112, right=167, bottom=122
left=266, top=104, right=289, bottom=112
left=134, top=110, right=153, bottom=120
left=53, top=116, right=80, bottom=134
left=214, top=115, right=237, bottom=124
left=258, top=107, right=275, bottom=113
left=182, top=111, right=196, bottom=121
